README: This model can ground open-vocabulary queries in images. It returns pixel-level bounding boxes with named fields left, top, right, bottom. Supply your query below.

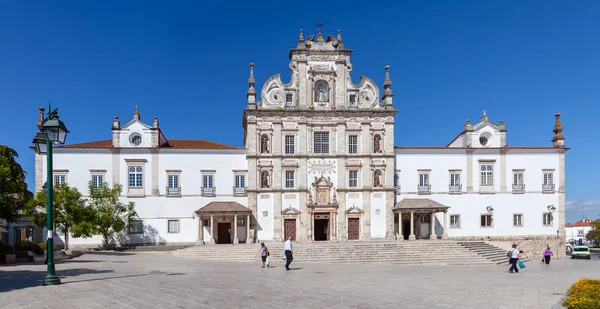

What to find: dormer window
left=130, top=134, right=142, bottom=146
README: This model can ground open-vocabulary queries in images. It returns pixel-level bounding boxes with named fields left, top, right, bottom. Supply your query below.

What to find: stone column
left=197, top=216, right=204, bottom=245
left=398, top=212, right=403, bottom=241
left=409, top=211, right=416, bottom=240
left=429, top=212, right=436, bottom=239
left=442, top=211, right=449, bottom=239
left=233, top=214, right=239, bottom=244
left=210, top=214, right=215, bottom=244
left=246, top=214, right=252, bottom=243
left=308, top=211, right=313, bottom=241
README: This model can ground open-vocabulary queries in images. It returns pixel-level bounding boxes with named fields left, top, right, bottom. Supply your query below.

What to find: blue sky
left=1, top=1, right=598, bottom=223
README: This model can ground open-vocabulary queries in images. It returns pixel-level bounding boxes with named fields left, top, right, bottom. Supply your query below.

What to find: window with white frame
left=285, top=170, right=295, bottom=188
left=285, top=93, right=293, bottom=106
left=349, top=170, right=358, bottom=188
left=450, top=215, right=460, bottom=228
left=543, top=213, right=553, bottom=226
left=168, top=175, right=179, bottom=189
left=129, top=220, right=143, bottom=234
left=349, top=94, right=357, bottom=107
left=543, top=173, right=553, bottom=185
left=480, top=165, right=493, bottom=186
left=348, top=135, right=358, bottom=154
left=480, top=214, right=493, bottom=227
left=92, top=175, right=103, bottom=188
left=419, top=173, right=429, bottom=186
left=285, top=135, right=295, bottom=154
left=168, top=220, right=179, bottom=233
left=237, top=219, right=245, bottom=226
left=313, top=132, right=329, bottom=154
left=578, top=229, right=584, bottom=237
left=235, top=175, right=245, bottom=189
left=513, top=214, right=523, bottom=227
left=450, top=173, right=460, bottom=187
left=54, top=175, right=66, bottom=186
left=128, top=167, right=143, bottom=188
left=203, top=175, right=213, bottom=188
left=513, top=172, right=523, bottom=186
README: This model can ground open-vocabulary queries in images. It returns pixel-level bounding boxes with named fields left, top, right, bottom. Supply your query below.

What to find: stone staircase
left=457, top=241, right=531, bottom=265
left=172, top=240, right=506, bottom=266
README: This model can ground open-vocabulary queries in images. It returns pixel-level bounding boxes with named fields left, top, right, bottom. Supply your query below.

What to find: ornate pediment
left=282, top=207, right=301, bottom=215
left=345, top=205, right=364, bottom=214
left=308, top=176, right=338, bottom=208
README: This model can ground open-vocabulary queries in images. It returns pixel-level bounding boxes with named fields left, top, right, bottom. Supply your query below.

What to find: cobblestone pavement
left=1, top=251, right=599, bottom=309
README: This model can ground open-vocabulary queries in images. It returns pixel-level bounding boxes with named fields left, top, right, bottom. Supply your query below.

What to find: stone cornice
left=243, top=108, right=397, bottom=119
left=246, top=154, right=395, bottom=159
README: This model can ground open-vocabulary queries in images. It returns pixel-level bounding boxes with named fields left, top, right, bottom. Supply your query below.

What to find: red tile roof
left=58, top=139, right=242, bottom=150
left=566, top=220, right=595, bottom=228
left=393, top=198, right=450, bottom=211
left=195, top=202, right=251, bottom=214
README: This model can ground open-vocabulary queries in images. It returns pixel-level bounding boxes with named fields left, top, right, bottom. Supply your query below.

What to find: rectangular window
left=237, top=219, right=245, bottom=227
left=349, top=94, right=357, bottom=107
left=168, top=220, right=179, bottom=233
left=285, top=135, right=295, bottom=154
left=513, top=214, right=523, bottom=227
left=578, top=229, right=584, bottom=237
left=129, top=220, right=143, bottom=234
left=348, top=135, right=358, bottom=154
left=285, top=171, right=295, bottom=188
left=349, top=170, right=358, bottom=188
left=168, top=175, right=179, bottom=188
left=450, top=174, right=460, bottom=187
left=480, top=214, right=493, bottom=227
left=313, top=132, right=329, bottom=154
left=54, top=175, right=66, bottom=186
left=203, top=175, right=213, bottom=188
left=480, top=165, right=493, bottom=186
left=543, top=213, right=553, bottom=226
left=543, top=173, right=553, bottom=185
left=513, top=173, right=523, bottom=186
left=92, top=175, right=103, bottom=188
left=393, top=174, right=398, bottom=187
left=235, top=175, right=245, bottom=188
left=286, top=93, right=293, bottom=106
left=128, top=166, right=143, bottom=188
left=450, top=215, right=460, bottom=228
left=419, top=174, right=429, bottom=186
left=203, top=219, right=211, bottom=227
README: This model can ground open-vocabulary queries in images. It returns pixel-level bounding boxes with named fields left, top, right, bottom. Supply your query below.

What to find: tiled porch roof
left=195, top=202, right=251, bottom=214
left=393, top=198, right=450, bottom=212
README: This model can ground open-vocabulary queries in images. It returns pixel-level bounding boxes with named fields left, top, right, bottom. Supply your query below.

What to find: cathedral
left=26, top=29, right=567, bottom=254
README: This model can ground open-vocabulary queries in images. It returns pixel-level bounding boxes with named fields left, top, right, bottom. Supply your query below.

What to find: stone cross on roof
left=315, top=21, right=324, bottom=34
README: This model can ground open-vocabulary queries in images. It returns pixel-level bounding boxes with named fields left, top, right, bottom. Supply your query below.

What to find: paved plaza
left=1, top=251, right=599, bottom=309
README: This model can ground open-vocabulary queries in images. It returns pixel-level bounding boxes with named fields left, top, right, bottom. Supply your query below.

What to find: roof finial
left=464, top=119, right=473, bottom=131
left=298, top=29, right=304, bottom=43
left=316, top=21, right=324, bottom=35
left=552, top=113, right=565, bottom=148
left=481, top=110, right=488, bottom=122
left=133, top=105, right=140, bottom=121
left=337, top=29, right=342, bottom=42
left=383, top=65, right=393, bottom=96
left=152, top=116, right=159, bottom=129
left=112, top=116, right=120, bottom=129
left=247, top=62, right=256, bottom=104
left=36, top=106, right=45, bottom=127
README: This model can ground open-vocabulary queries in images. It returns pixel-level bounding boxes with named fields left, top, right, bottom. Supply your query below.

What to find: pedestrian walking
left=543, top=245, right=553, bottom=265
left=260, top=243, right=270, bottom=268
left=284, top=236, right=293, bottom=270
left=507, top=244, right=521, bottom=273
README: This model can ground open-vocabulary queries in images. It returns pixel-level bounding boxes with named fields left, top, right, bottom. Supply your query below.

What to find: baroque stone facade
left=243, top=29, right=397, bottom=242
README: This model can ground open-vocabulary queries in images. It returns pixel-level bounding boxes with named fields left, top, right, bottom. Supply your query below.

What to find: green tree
left=87, top=182, right=136, bottom=249
left=26, top=184, right=95, bottom=250
left=0, top=145, right=32, bottom=223
left=586, top=219, right=600, bottom=247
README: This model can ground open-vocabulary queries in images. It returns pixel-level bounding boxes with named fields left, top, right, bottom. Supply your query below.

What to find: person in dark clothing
left=284, top=237, right=293, bottom=270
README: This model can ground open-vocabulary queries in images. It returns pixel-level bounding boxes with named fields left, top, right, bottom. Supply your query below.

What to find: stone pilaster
left=35, top=153, right=43, bottom=192
left=362, top=191, right=371, bottom=240
left=337, top=191, right=346, bottom=241
left=466, top=149, right=474, bottom=193
left=385, top=190, right=395, bottom=240
left=151, top=149, right=159, bottom=196
left=111, top=149, right=121, bottom=188
left=499, top=149, right=508, bottom=192
left=557, top=150, right=567, bottom=258
left=274, top=192, right=282, bottom=241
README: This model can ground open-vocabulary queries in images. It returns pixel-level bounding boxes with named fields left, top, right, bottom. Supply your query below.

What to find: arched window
left=260, top=134, right=269, bottom=154
left=261, top=171, right=270, bottom=188
left=374, top=169, right=382, bottom=187
left=373, top=134, right=382, bottom=153
left=314, top=80, right=329, bottom=102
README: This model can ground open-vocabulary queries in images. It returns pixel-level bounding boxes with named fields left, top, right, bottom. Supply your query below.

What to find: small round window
left=479, top=136, right=488, bottom=146
left=131, top=135, right=142, bottom=146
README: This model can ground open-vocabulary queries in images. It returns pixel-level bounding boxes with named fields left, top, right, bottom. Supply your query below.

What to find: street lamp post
left=32, top=105, right=69, bottom=286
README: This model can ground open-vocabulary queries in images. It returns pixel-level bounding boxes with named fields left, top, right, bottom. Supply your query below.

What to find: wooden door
left=217, top=223, right=231, bottom=244
left=348, top=218, right=360, bottom=240
left=284, top=219, right=296, bottom=241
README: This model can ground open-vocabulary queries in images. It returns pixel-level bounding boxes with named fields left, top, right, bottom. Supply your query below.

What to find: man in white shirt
left=284, top=237, right=293, bottom=270
left=507, top=244, right=521, bottom=273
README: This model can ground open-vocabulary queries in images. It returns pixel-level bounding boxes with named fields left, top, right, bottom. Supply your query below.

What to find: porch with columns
left=195, top=201, right=252, bottom=245
left=393, top=198, right=450, bottom=240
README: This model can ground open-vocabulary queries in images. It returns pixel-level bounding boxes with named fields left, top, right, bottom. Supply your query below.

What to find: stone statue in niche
left=261, top=171, right=270, bottom=188
left=373, top=134, right=382, bottom=153
left=260, top=135, right=269, bottom=154
left=374, top=170, right=382, bottom=187
left=315, top=81, right=328, bottom=102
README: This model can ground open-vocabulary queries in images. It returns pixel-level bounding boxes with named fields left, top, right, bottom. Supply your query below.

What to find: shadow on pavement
left=0, top=268, right=114, bottom=293
left=63, top=273, right=148, bottom=284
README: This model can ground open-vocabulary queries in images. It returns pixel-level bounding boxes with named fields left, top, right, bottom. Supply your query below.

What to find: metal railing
left=512, top=184, right=525, bottom=193
left=166, top=187, right=181, bottom=196
left=449, top=184, right=462, bottom=194
left=418, top=184, right=431, bottom=194
left=542, top=183, right=555, bottom=193
left=201, top=187, right=216, bottom=196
